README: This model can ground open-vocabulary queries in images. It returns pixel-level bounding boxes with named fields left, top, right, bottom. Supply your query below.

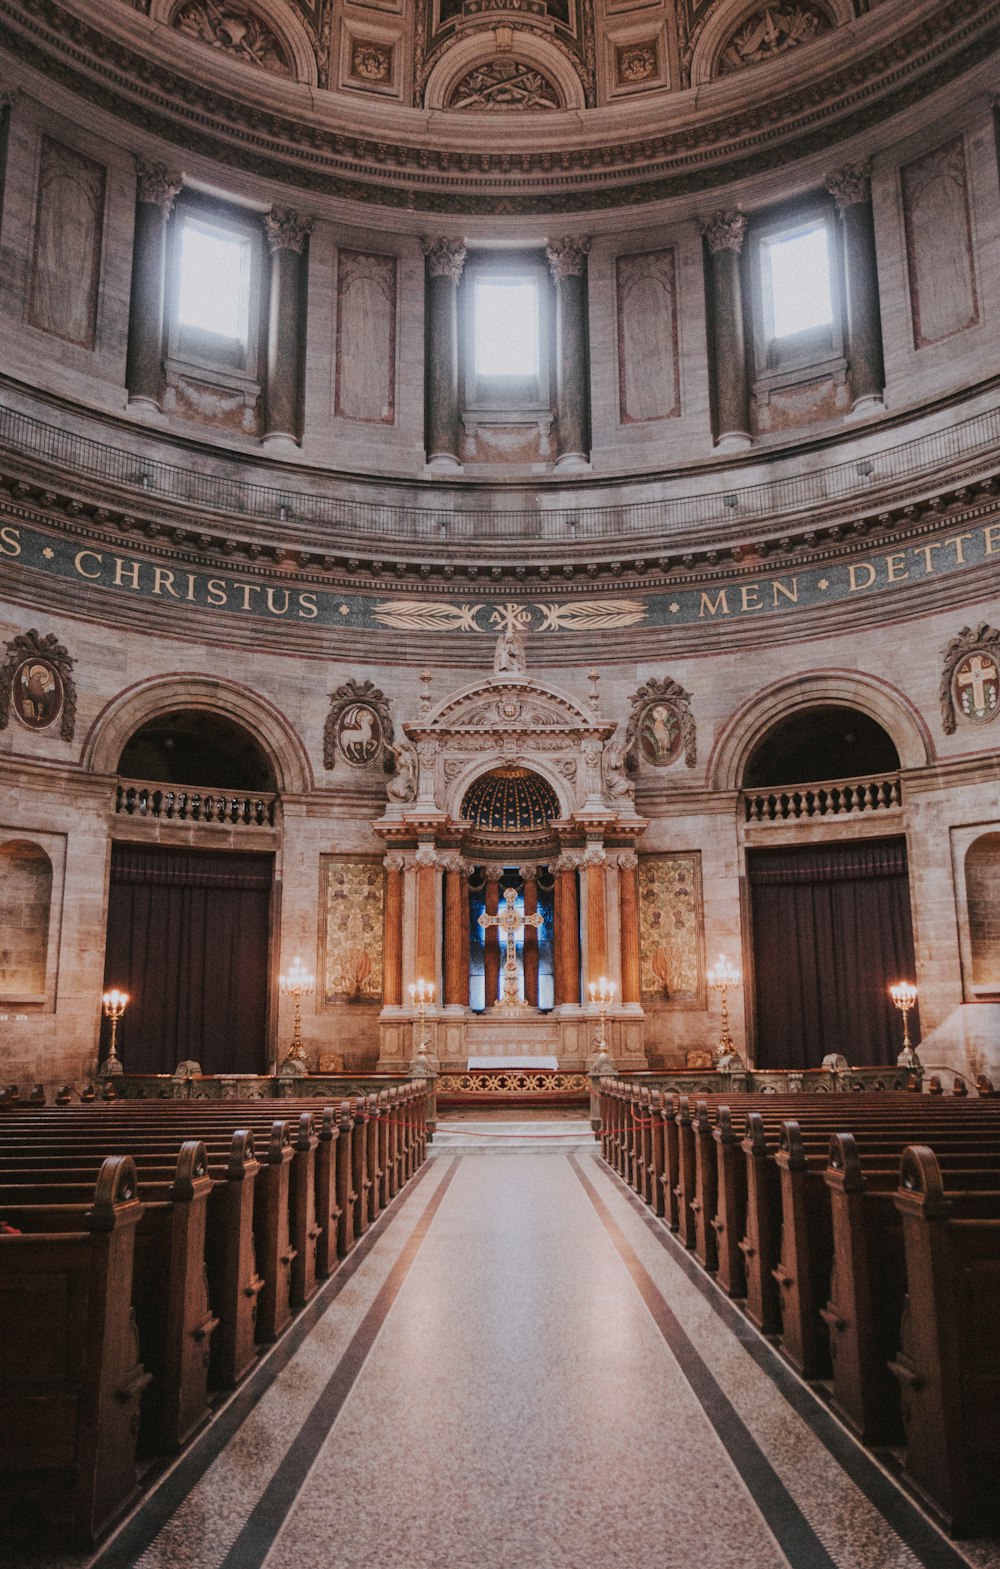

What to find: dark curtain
left=103, top=844, right=273, bottom=1075
left=748, top=838, right=918, bottom=1069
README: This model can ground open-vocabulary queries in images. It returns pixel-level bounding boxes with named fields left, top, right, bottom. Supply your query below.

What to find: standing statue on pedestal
left=604, top=738, right=635, bottom=805
left=494, top=627, right=527, bottom=674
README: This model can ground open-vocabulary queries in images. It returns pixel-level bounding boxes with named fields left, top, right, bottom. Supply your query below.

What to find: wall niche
left=0, top=840, right=53, bottom=1001
left=966, top=832, right=1000, bottom=995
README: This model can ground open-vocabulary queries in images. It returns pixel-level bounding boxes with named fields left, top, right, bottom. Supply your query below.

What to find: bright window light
left=764, top=223, right=832, bottom=339
left=474, top=279, right=539, bottom=378
left=177, top=219, right=252, bottom=343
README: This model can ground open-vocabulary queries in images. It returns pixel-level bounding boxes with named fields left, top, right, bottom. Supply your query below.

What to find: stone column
left=414, top=846, right=439, bottom=990
left=825, top=161, right=885, bottom=414
left=584, top=845, right=608, bottom=985
left=522, top=863, right=540, bottom=1008
left=423, top=237, right=467, bottom=470
left=483, top=863, right=504, bottom=1008
left=617, top=851, right=642, bottom=1008
left=554, top=853, right=581, bottom=1006
left=125, top=159, right=183, bottom=411
left=700, top=211, right=751, bottom=450
left=382, top=853, right=405, bottom=1008
left=442, top=854, right=469, bottom=1009
left=546, top=237, right=591, bottom=468
left=263, top=207, right=313, bottom=445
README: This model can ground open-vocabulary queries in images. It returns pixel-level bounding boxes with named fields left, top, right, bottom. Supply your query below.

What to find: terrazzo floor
left=29, top=1128, right=1000, bottom=1569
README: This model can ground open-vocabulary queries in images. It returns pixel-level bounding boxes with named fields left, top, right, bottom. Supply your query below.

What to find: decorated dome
left=460, top=768, right=562, bottom=832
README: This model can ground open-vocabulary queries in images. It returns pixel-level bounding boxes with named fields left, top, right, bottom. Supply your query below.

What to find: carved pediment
left=423, top=676, right=597, bottom=736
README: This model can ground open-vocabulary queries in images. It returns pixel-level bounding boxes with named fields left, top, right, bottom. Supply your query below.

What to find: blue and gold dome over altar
left=460, top=767, right=562, bottom=833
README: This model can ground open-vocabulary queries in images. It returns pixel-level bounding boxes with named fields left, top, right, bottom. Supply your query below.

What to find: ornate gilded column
left=483, top=863, right=504, bottom=1008
left=546, top=237, right=591, bottom=468
left=617, top=851, right=642, bottom=1008
left=125, top=159, right=183, bottom=411
left=700, top=210, right=751, bottom=450
left=554, top=853, right=581, bottom=1006
left=263, top=206, right=313, bottom=445
left=423, top=237, right=467, bottom=469
left=442, top=853, right=469, bottom=1009
left=522, top=863, right=540, bottom=1008
left=825, top=161, right=885, bottom=414
left=382, top=853, right=405, bottom=1008
left=584, top=844, right=608, bottom=984
left=414, top=845, right=440, bottom=989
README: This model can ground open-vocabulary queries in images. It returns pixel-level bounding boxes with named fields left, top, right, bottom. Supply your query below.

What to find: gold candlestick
left=279, top=956, right=314, bottom=1071
left=409, top=977, right=435, bottom=1066
left=890, top=981, right=920, bottom=1068
left=100, top=988, right=129, bottom=1077
left=588, top=975, right=616, bottom=1071
left=707, top=955, right=741, bottom=1066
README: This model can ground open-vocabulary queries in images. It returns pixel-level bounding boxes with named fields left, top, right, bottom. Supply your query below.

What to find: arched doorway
left=743, top=706, right=917, bottom=1068
left=102, top=707, right=279, bottom=1075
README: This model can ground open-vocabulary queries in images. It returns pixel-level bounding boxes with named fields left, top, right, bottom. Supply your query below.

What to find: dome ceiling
left=461, top=767, right=562, bottom=832
left=0, top=0, right=993, bottom=212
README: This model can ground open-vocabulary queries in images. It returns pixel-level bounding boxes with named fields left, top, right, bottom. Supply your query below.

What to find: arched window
left=117, top=709, right=276, bottom=792
left=743, top=705, right=900, bottom=789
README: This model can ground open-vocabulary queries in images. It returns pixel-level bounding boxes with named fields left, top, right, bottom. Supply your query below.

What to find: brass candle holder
left=890, top=981, right=920, bottom=1068
left=588, top=975, right=616, bottom=1071
left=408, top=977, right=434, bottom=1067
left=707, top=955, right=742, bottom=1067
left=100, top=988, right=129, bottom=1077
left=279, top=956, right=314, bottom=1072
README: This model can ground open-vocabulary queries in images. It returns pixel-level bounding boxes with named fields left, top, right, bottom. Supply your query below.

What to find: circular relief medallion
left=335, top=702, right=384, bottom=766
left=952, top=652, right=1000, bottom=725
left=638, top=700, right=682, bottom=766
left=11, top=657, right=63, bottom=731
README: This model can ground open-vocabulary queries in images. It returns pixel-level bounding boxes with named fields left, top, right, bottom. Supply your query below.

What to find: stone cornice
left=0, top=0, right=996, bottom=213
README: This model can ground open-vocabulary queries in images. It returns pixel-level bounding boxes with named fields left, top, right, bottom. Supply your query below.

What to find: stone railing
left=2, top=398, right=999, bottom=546
left=742, top=772, right=902, bottom=824
left=114, top=780, right=279, bottom=828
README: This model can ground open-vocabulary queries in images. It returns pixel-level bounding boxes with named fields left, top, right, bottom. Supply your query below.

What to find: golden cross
left=479, top=886, right=543, bottom=1008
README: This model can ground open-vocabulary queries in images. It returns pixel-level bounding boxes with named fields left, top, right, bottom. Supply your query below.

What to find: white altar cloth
left=466, top=1056, right=560, bottom=1071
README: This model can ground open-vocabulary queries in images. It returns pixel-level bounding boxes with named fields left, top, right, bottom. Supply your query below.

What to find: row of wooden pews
left=0, top=1082, right=431, bottom=1549
left=597, top=1077, right=1000, bottom=1538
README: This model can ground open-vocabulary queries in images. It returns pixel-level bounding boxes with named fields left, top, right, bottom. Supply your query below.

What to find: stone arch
left=690, top=0, right=849, bottom=87
left=422, top=32, right=587, bottom=112
left=0, top=840, right=53, bottom=1001
left=151, top=0, right=319, bottom=87
left=709, top=670, right=932, bottom=791
left=82, top=674, right=313, bottom=795
left=965, top=833, right=1000, bottom=991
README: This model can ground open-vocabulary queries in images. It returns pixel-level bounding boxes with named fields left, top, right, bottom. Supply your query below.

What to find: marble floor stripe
left=216, top=1155, right=460, bottom=1569
left=588, top=1158, right=976, bottom=1569
left=571, top=1155, right=840, bottom=1569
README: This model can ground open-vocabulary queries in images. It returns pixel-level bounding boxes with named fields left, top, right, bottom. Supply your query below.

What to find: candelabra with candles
left=279, top=956, right=314, bottom=1073
left=588, top=975, right=616, bottom=1072
left=408, top=978, right=434, bottom=1068
left=100, top=988, right=129, bottom=1076
left=889, top=981, right=920, bottom=1068
left=707, top=955, right=742, bottom=1066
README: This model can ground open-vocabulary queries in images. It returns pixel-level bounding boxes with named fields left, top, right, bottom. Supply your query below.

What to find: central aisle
left=109, top=1147, right=988, bottom=1569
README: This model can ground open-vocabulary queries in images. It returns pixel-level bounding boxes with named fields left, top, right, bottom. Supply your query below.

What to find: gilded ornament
left=940, top=624, right=1000, bottom=731
left=0, top=628, right=76, bottom=741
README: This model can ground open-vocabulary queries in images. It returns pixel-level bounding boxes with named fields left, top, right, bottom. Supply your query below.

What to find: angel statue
left=386, top=741, right=417, bottom=803
left=604, top=738, right=635, bottom=803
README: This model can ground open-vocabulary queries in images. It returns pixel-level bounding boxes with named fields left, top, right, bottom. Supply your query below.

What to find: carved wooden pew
left=890, top=1145, right=1000, bottom=1537
left=0, top=1155, right=149, bottom=1548
left=0, top=1141, right=218, bottom=1453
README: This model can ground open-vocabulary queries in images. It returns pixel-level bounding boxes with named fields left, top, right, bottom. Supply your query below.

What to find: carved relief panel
left=616, top=248, right=680, bottom=422
left=28, top=137, right=106, bottom=349
left=902, top=136, right=980, bottom=350
left=334, top=250, right=398, bottom=422
left=638, top=852, right=704, bottom=1007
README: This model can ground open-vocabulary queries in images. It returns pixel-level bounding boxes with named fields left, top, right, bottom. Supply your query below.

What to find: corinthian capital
left=264, top=206, right=314, bottom=254
left=423, top=237, right=467, bottom=282
left=546, top=236, right=591, bottom=280
left=616, top=850, right=639, bottom=871
left=699, top=210, right=747, bottom=255
left=383, top=852, right=406, bottom=873
left=135, top=158, right=183, bottom=214
left=825, top=160, right=872, bottom=212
